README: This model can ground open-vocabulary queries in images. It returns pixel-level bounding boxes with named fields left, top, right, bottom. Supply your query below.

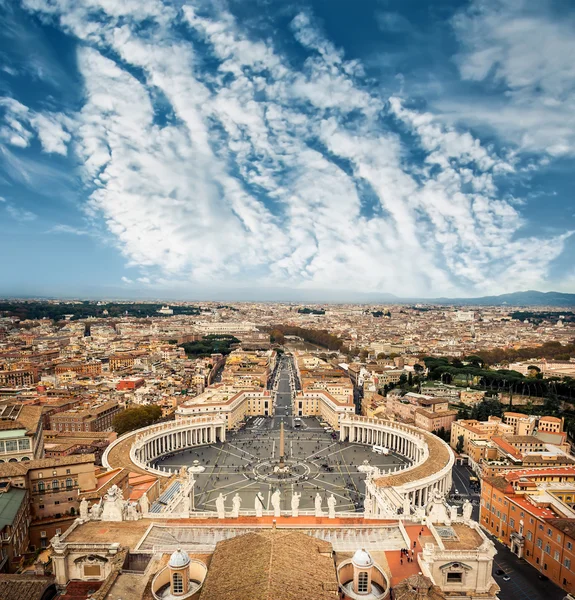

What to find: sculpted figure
left=139, top=493, right=149, bottom=514
left=255, top=491, right=265, bottom=517
left=462, top=499, right=473, bottom=522
left=291, top=492, right=301, bottom=518
left=79, top=498, right=89, bottom=520
left=271, top=489, right=281, bottom=517
left=215, top=493, right=226, bottom=519
left=327, top=494, right=336, bottom=519
left=315, top=493, right=324, bottom=517
left=232, top=493, right=242, bottom=518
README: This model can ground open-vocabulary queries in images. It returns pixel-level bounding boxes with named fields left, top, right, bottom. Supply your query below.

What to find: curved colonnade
left=102, top=415, right=227, bottom=477
left=339, top=415, right=454, bottom=514
left=103, top=413, right=454, bottom=516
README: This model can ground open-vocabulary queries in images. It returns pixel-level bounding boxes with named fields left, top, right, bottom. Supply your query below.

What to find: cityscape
left=2, top=1, right=575, bottom=600
left=0, top=300, right=573, bottom=600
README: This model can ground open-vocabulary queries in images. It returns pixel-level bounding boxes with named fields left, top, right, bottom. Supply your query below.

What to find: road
left=489, top=536, right=566, bottom=600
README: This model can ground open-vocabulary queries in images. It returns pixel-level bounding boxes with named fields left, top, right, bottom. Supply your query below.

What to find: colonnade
left=136, top=422, right=226, bottom=465
left=340, top=415, right=454, bottom=514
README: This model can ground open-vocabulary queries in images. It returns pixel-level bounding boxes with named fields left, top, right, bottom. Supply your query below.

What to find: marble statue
left=232, top=493, right=242, bottom=518
left=450, top=505, right=458, bottom=522
left=255, top=492, right=265, bottom=517
left=89, top=500, right=102, bottom=520
left=79, top=498, right=89, bottom=520
left=124, top=501, right=139, bottom=521
left=364, top=495, right=373, bottom=517
left=216, top=493, right=226, bottom=519
left=403, top=495, right=411, bottom=516
left=314, top=493, right=324, bottom=517
left=101, top=485, right=124, bottom=522
left=462, top=499, right=473, bottom=522
left=139, top=493, right=149, bottom=514
left=327, top=494, right=336, bottom=519
left=271, top=489, right=281, bottom=517
left=182, top=494, right=191, bottom=515
left=291, top=492, right=301, bottom=518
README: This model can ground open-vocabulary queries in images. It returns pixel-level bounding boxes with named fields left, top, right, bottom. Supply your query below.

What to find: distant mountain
left=426, top=290, right=575, bottom=307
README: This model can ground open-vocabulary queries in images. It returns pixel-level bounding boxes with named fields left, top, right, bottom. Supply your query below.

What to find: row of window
left=34, top=479, right=76, bottom=492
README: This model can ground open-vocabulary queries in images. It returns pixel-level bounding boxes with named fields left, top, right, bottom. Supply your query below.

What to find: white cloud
left=448, top=0, right=575, bottom=156
left=13, top=0, right=572, bottom=296
left=121, top=276, right=133, bottom=284
left=47, top=224, right=89, bottom=235
left=5, top=202, right=37, bottom=221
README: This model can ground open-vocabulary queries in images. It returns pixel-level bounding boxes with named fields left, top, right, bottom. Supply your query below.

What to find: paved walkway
left=385, top=524, right=433, bottom=587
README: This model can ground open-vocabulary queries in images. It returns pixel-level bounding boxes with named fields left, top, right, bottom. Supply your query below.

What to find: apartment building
left=0, top=483, right=30, bottom=572
left=0, top=455, right=97, bottom=550
left=49, top=400, right=123, bottom=433
left=0, top=405, right=44, bottom=462
left=481, top=468, right=575, bottom=594
left=0, top=368, right=37, bottom=387
left=54, top=361, right=103, bottom=377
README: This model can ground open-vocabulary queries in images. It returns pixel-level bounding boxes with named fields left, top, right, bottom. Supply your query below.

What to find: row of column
left=346, top=424, right=420, bottom=463
left=406, top=473, right=451, bottom=507
left=138, top=424, right=226, bottom=464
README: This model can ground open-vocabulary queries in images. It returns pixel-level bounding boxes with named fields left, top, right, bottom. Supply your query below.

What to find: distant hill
left=427, top=290, right=575, bottom=307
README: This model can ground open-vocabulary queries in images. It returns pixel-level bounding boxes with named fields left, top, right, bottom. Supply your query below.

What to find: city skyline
left=1, top=0, right=575, bottom=299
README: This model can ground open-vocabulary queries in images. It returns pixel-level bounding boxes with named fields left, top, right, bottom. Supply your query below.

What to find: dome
left=169, top=548, right=190, bottom=569
left=352, top=548, right=373, bottom=568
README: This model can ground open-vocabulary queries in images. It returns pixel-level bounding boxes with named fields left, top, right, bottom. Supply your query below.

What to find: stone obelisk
left=279, top=421, right=285, bottom=467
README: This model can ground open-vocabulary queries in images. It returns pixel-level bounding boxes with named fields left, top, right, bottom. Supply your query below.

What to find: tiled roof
left=0, top=454, right=95, bottom=478
left=0, top=575, right=56, bottom=600
left=199, top=530, right=337, bottom=600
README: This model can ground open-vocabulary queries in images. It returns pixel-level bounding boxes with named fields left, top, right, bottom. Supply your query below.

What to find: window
left=52, top=480, right=59, bottom=490
left=548, top=528, right=553, bottom=536
left=520, top=511, right=524, bottom=518
left=447, top=573, right=463, bottom=583
left=56, top=529, right=61, bottom=535
left=545, top=544, right=551, bottom=554
left=555, top=551, right=560, bottom=561
left=558, top=534, right=562, bottom=543
left=38, top=482, right=45, bottom=492
left=66, top=469, right=71, bottom=475
left=39, top=504, right=44, bottom=509
left=568, top=542, right=573, bottom=551
left=66, top=478, right=72, bottom=488
left=539, top=524, right=543, bottom=531
left=172, top=573, right=184, bottom=594
left=510, top=519, right=515, bottom=528
left=537, top=539, right=543, bottom=548
left=527, top=531, right=532, bottom=541
left=565, top=558, right=571, bottom=569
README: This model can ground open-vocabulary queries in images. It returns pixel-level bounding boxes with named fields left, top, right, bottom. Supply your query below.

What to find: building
left=49, top=401, right=123, bottom=433
left=0, top=483, right=30, bottom=572
left=0, top=369, right=37, bottom=387
left=481, top=468, right=575, bottom=595
left=0, top=405, right=44, bottom=462
left=0, top=455, right=98, bottom=551
left=54, top=361, right=103, bottom=377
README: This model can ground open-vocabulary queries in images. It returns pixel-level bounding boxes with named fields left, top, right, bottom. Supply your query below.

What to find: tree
left=456, top=435, right=465, bottom=454
left=399, top=373, right=408, bottom=386
left=113, top=405, right=163, bottom=435
left=408, top=372, right=413, bottom=386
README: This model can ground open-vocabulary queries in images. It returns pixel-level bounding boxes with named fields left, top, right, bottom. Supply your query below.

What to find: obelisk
left=279, top=421, right=285, bottom=467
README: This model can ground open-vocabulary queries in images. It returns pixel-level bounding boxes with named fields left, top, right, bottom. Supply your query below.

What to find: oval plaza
left=52, top=353, right=499, bottom=600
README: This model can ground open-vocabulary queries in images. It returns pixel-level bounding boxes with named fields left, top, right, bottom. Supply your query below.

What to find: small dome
left=352, top=548, right=373, bottom=568
left=169, top=548, right=190, bottom=569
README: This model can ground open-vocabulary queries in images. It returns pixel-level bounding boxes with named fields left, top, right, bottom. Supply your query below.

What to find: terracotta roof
left=0, top=406, right=42, bottom=434
left=0, top=454, right=95, bottom=478
left=0, top=574, right=56, bottom=600
left=374, top=426, right=452, bottom=487
left=393, top=573, right=446, bottom=600
left=199, top=530, right=337, bottom=600
left=547, top=518, right=575, bottom=537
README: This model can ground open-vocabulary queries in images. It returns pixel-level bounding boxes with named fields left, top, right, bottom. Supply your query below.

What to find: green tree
left=113, top=405, right=163, bottom=435
left=456, top=434, right=465, bottom=454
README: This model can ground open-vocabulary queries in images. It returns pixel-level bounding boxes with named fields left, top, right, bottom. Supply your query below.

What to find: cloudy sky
left=1, top=0, right=574, bottom=300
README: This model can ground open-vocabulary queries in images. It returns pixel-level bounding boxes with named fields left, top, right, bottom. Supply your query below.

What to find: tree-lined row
left=265, top=325, right=345, bottom=351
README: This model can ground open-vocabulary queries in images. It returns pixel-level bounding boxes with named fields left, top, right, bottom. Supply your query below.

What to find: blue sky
left=1, top=0, right=574, bottom=300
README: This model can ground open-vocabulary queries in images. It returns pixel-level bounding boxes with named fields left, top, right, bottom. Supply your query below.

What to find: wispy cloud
left=46, top=224, right=90, bottom=235
left=10, top=0, right=573, bottom=296
left=4, top=201, right=37, bottom=221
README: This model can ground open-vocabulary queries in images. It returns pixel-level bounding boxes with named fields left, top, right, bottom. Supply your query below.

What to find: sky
left=1, top=0, right=575, bottom=301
